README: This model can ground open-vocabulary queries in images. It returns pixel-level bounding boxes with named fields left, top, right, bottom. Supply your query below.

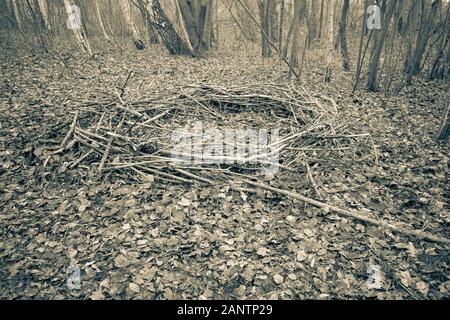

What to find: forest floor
left=0, top=42, right=448, bottom=299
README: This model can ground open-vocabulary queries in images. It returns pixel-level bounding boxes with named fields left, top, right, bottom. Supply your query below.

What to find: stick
left=70, top=150, right=94, bottom=169
left=304, top=160, right=323, bottom=199
left=174, top=168, right=213, bottom=184
left=242, top=179, right=450, bottom=244
left=60, top=111, right=78, bottom=148
left=120, top=70, right=133, bottom=98
left=98, top=136, right=113, bottom=174
left=142, top=108, right=173, bottom=125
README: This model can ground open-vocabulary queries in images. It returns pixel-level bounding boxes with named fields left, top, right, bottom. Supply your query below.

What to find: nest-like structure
left=55, top=83, right=374, bottom=192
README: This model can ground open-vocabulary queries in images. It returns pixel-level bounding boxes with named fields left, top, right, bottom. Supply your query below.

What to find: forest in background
left=0, top=0, right=448, bottom=94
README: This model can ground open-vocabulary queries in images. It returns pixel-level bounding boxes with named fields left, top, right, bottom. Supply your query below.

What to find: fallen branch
left=242, top=179, right=450, bottom=244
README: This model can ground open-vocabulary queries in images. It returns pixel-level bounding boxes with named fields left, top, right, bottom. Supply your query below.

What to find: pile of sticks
left=52, top=82, right=450, bottom=244
left=57, top=83, right=372, bottom=184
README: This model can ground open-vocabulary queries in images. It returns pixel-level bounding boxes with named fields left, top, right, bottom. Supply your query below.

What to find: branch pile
left=50, top=83, right=450, bottom=244
left=55, top=83, right=373, bottom=185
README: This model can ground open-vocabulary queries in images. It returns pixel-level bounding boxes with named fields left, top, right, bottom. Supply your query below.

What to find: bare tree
left=277, top=0, right=285, bottom=54
left=412, top=0, right=443, bottom=75
left=338, top=0, right=350, bottom=71
left=63, top=0, right=92, bottom=56
left=145, top=0, right=192, bottom=55
left=95, top=0, right=112, bottom=43
left=429, top=3, right=449, bottom=80
left=367, top=0, right=396, bottom=92
left=120, top=0, right=145, bottom=49
left=436, top=96, right=449, bottom=142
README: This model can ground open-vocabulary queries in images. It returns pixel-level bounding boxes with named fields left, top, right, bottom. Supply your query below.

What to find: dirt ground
left=0, top=43, right=448, bottom=299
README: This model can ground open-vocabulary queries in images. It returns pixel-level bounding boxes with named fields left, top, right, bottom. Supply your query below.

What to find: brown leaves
left=114, top=254, right=130, bottom=269
left=273, top=274, right=284, bottom=285
left=1, top=43, right=448, bottom=301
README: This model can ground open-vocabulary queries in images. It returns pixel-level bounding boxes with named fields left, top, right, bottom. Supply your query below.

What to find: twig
left=70, top=150, right=94, bottom=169
left=98, top=136, right=113, bottom=174
left=60, top=111, right=78, bottom=148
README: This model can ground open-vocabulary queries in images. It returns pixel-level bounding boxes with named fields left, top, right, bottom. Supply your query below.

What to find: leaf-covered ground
left=0, top=44, right=448, bottom=299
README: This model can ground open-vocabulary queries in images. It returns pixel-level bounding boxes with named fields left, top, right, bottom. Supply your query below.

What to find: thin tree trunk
left=36, top=0, right=50, bottom=31
left=146, top=0, right=192, bottom=55
left=429, top=4, right=449, bottom=79
left=367, top=0, right=396, bottom=92
left=328, top=0, right=335, bottom=49
left=318, top=0, right=325, bottom=38
left=436, top=95, right=449, bottom=142
left=63, top=0, right=92, bottom=56
left=202, top=0, right=214, bottom=49
left=95, top=0, right=112, bottom=42
left=278, top=0, right=285, bottom=54
left=215, top=0, right=219, bottom=44
left=25, top=0, right=48, bottom=52
left=412, top=0, right=442, bottom=75
left=353, top=0, right=369, bottom=93
left=338, top=0, right=350, bottom=71
left=120, top=0, right=145, bottom=49
left=258, top=0, right=269, bottom=57
left=309, top=0, right=318, bottom=45
left=282, top=9, right=294, bottom=58
left=404, top=0, right=420, bottom=86
left=136, top=0, right=159, bottom=44
left=289, top=0, right=301, bottom=77
left=11, top=0, right=22, bottom=30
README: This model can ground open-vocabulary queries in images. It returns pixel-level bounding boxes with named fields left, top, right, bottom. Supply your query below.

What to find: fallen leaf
left=273, top=274, right=284, bottom=285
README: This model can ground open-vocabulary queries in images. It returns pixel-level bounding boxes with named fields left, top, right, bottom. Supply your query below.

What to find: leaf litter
left=0, top=45, right=448, bottom=299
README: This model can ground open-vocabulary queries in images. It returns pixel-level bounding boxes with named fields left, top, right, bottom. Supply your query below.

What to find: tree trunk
left=404, top=0, right=420, bottom=85
left=328, top=0, right=335, bottom=49
left=289, top=0, right=301, bottom=76
left=258, top=0, right=270, bottom=57
left=412, top=0, right=443, bottom=75
left=11, top=0, right=22, bottom=30
left=136, top=0, right=159, bottom=44
left=367, top=0, right=396, bottom=92
left=63, top=0, right=92, bottom=56
left=25, top=0, right=48, bottom=52
left=202, top=0, right=214, bottom=49
left=278, top=0, right=285, bottom=54
left=146, top=0, right=192, bottom=55
left=309, top=0, right=318, bottom=45
left=36, top=0, right=50, bottom=31
left=353, top=0, right=369, bottom=93
left=95, top=0, right=112, bottom=42
left=176, top=0, right=213, bottom=56
left=338, top=0, right=350, bottom=71
left=318, top=0, right=325, bottom=39
left=120, top=0, right=145, bottom=49
left=436, top=96, right=450, bottom=142
left=429, top=4, right=449, bottom=80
